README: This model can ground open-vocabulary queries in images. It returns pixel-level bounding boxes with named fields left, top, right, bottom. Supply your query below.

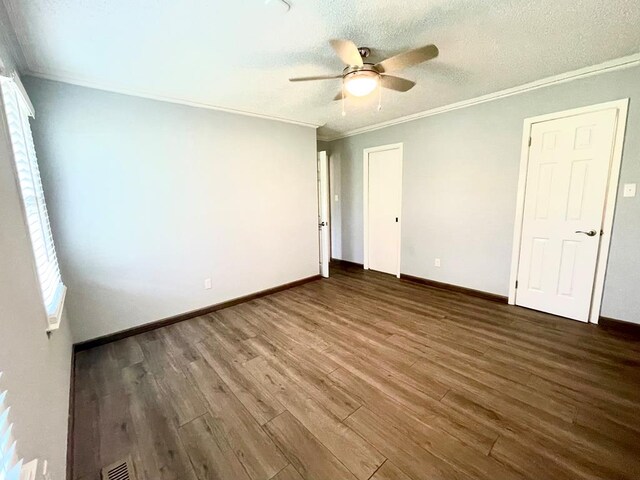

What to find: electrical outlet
left=204, top=278, right=212, bottom=290
left=623, top=183, right=637, bottom=198
left=334, top=194, right=339, bottom=202
left=434, top=258, right=441, bottom=267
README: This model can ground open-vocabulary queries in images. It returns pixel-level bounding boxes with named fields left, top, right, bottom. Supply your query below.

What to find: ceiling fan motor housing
left=343, top=64, right=379, bottom=76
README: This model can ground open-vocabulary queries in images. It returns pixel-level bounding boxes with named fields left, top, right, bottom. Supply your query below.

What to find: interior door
left=516, top=108, right=618, bottom=321
left=318, top=151, right=330, bottom=278
left=367, top=147, right=402, bottom=276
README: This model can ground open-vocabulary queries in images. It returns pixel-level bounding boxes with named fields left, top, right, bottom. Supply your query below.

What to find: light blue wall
left=326, top=65, right=640, bottom=323
left=25, top=77, right=320, bottom=342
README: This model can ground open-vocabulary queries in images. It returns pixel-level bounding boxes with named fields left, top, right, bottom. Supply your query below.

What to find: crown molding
left=24, top=69, right=322, bottom=129
left=21, top=52, right=639, bottom=140
left=320, top=53, right=640, bottom=142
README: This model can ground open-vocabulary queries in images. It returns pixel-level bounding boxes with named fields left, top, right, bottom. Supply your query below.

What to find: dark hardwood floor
left=72, top=263, right=640, bottom=480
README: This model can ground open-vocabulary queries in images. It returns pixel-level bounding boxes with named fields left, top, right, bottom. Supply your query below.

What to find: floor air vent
left=101, top=457, right=136, bottom=480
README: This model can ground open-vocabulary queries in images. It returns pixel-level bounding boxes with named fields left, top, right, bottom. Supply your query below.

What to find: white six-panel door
left=515, top=108, right=618, bottom=321
left=365, top=145, right=402, bottom=276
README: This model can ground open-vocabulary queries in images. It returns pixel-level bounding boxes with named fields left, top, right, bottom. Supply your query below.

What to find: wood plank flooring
left=72, top=263, right=640, bottom=480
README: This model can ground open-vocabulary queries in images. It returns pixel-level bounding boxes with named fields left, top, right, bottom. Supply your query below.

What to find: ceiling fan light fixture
left=344, top=71, right=379, bottom=97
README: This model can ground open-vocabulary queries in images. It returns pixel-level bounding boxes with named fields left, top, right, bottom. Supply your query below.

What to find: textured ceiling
left=3, top=0, right=639, bottom=137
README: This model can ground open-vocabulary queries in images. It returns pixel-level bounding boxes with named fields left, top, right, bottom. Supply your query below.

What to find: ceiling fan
left=289, top=39, right=439, bottom=100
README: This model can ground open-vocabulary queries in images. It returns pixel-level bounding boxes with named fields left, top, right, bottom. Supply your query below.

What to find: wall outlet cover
left=434, top=258, right=441, bottom=267
left=204, top=278, right=212, bottom=289
left=623, top=183, right=636, bottom=198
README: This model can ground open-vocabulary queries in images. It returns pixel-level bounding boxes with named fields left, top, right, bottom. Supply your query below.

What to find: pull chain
left=341, top=79, right=346, bottom=116
left=377, top=77, right=382, bottom=111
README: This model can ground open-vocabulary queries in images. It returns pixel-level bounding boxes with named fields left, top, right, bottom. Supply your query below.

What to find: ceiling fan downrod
left=357, top=47, right=371, bottom=59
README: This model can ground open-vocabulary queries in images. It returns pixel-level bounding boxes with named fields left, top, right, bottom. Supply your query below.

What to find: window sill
left=46, top=285, right=67, bottom=332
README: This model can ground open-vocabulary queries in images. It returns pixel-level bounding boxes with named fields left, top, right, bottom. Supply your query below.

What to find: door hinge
left=515, top=280, right=518, bottom=289
left=528, top=137, right=532, bottom=147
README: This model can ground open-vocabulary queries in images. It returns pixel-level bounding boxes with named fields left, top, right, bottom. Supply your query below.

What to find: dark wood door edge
left=599, top=316, right=640, bottom=337
left=74, top=274, right=323, bottom=352
left=399, top=273, right=508, bottom=304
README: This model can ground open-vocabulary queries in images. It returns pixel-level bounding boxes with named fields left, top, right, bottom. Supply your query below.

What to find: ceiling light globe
left=345, top=72, right=379, bottom=97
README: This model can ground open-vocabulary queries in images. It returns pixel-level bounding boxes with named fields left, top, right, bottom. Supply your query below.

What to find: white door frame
left=508, top=99, right=629, bottom=324
left=363, top=143, right=403, bottom=278
left=318, top=151, right=330, bottom=278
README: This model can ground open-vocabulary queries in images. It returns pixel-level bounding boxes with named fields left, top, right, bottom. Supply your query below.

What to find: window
left=0, top=373, right=23, bottom=480
left=0, top=74, right=66, bottom=330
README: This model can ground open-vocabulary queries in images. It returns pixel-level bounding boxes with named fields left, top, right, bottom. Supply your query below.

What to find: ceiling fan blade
left=329, top=39, right=364, bottom=67
left=333, top=91, right=344, bottom=101
left=289, top=74, right=342, bottom=82
left=381, top=75, right=416, bottom=92
left=375, top=44, right=439, bottom=73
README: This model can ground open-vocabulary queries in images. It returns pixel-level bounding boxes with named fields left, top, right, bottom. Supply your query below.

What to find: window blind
left=0, top=374, right=23, bottom=480
left=0, top=75, right=66, bottom=328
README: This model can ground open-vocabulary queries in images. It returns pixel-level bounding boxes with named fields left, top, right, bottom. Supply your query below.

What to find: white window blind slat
left=1, top=76, right=65, bottom=327
left=0, top=442, right=16, bottom=476
left=0, top=422, right=12, bottom=453
left=0, top=375, right=23, bottom=480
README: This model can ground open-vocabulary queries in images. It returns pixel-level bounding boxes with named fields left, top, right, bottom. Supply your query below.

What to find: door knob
left=575, top=230, right=597, bottom=237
